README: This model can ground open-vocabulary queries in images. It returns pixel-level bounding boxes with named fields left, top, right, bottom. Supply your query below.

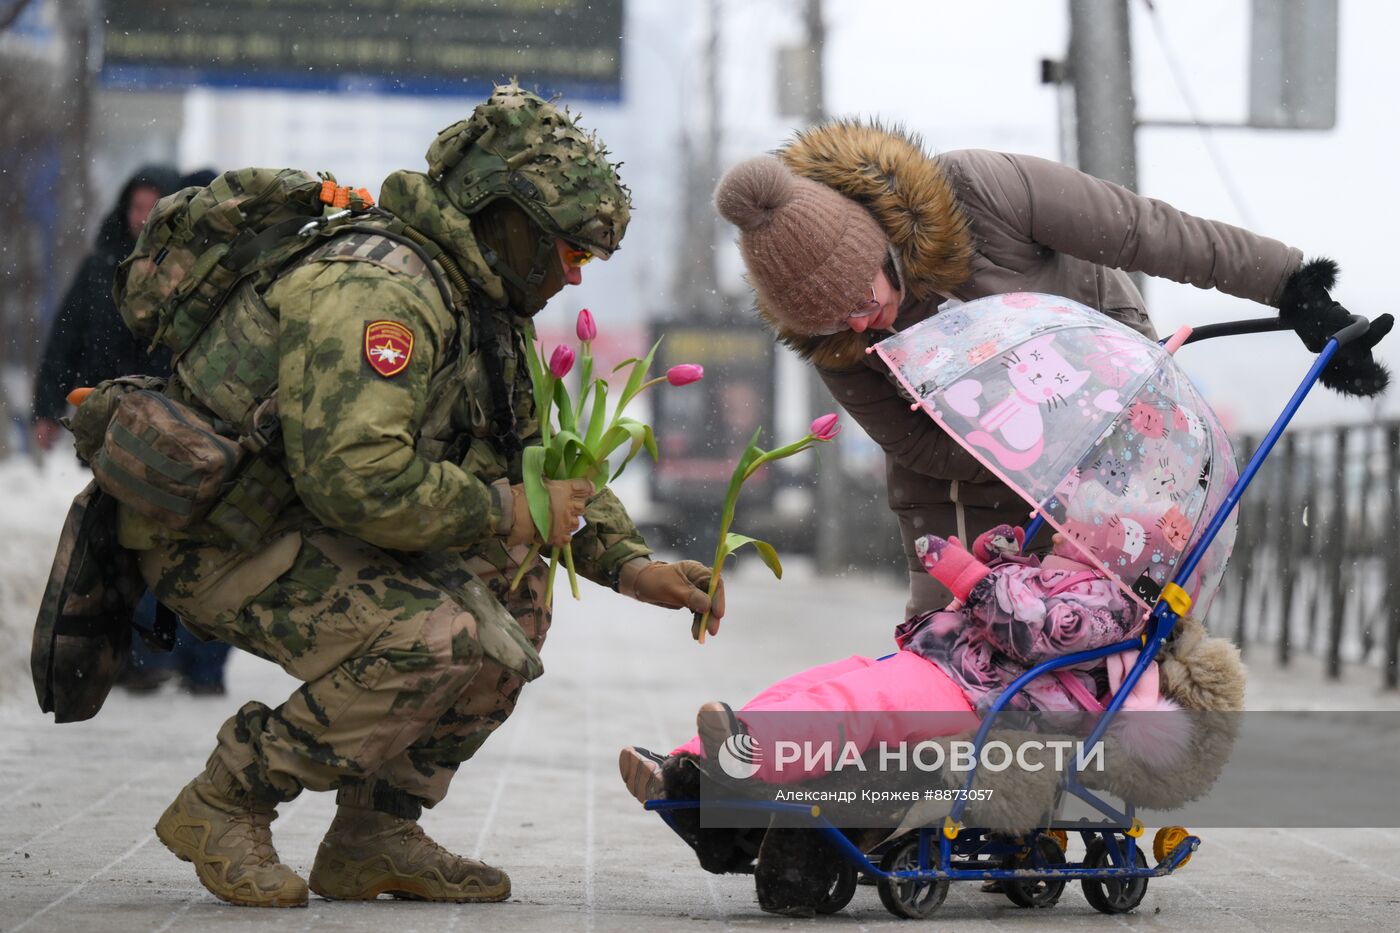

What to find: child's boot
left=618, top=746, right=668, bottom=804
left=308, top=801, right=509, bottom=902
left=697, top=701, right=746, bottom=758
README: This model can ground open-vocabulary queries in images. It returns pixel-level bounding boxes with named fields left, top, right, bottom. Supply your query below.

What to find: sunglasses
left=562, top=244, right=594, bottom=268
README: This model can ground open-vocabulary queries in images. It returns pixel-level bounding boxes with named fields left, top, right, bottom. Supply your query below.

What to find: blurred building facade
left=4, top=0, right=1396, bottom=585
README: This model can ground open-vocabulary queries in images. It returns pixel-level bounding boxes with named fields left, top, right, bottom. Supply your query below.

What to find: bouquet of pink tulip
left=513, top=308, right=704, bottom=603
left=694, top=413, right=842, bottom=642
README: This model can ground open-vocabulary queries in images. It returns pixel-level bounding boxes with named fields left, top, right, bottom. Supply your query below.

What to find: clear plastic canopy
left=875, top=293, right=1239, bottom=619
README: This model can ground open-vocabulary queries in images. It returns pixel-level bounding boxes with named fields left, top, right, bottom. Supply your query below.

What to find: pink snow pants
left=671, top=651, right=977, bottom=784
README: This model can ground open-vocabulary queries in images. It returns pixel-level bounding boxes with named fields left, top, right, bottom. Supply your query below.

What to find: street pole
left=797, top=0, right=845, bottom=575
left=1067, top=0, right=1139, bottom=192
left=671, top=0, right=722, bottom=317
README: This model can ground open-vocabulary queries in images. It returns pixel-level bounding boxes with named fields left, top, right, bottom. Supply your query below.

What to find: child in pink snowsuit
left=621, top=524, right=1178, bottom=796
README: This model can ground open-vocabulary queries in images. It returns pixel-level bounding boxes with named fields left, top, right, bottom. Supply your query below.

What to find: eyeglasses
left=809, top=287, right=886, bottom=336
left=562, top=244, right=594, bottom=268
left=847, top=286, right=882, bottom=324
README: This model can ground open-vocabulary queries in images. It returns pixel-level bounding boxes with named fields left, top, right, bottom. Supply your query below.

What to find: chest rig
left=176, top=209, right=536, bottom=548
left=410, top=251, right=540, bottom=485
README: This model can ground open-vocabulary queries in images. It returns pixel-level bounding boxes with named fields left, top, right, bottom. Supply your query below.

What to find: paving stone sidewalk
left=3, top=564, right=1399, bottom=931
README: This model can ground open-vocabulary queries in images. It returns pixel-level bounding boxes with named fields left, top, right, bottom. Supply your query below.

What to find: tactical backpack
left=32, top=171, right=433, bottom=722
left=102, top=168, right=452, bottom=547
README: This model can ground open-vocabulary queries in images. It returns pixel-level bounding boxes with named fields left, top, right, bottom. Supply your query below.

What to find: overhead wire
left=1137, top=0, right=1258, bottom=228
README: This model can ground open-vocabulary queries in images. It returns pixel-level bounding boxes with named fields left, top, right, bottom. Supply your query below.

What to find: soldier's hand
left=498, top=478, right=594, bottom=549
left=619, top=559, right=725, bottom=635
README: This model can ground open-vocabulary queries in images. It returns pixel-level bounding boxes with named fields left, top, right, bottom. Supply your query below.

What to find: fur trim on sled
left=659, top=617, right=1246, bottom=841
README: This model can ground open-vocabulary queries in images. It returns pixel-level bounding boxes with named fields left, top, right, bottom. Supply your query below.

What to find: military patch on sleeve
left=364, top=320, right=414, bottom=377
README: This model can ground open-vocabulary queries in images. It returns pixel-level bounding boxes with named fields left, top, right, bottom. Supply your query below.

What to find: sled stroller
left=645, top=293, right=1386, bottom=918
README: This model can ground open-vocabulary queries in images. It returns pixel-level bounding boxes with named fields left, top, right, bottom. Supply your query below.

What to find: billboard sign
left=649, top=321, right=778, bottom=507
left=100, top=0, right=623, bottom=100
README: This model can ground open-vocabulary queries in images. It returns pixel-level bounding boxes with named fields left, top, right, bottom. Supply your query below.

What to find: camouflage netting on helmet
left=427, top=80, right=630, bottom=258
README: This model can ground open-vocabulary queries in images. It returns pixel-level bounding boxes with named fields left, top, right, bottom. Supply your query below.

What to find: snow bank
left=0, top=456, right=89, bottom=704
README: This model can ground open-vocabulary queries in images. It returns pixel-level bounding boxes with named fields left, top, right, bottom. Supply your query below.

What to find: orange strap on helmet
left=319, top=181, right=375, bottom=210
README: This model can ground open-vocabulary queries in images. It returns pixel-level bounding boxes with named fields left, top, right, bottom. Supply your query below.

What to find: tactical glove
left=493, top=478, right=594, bottom=549
left=1278, top=258, right=1391, bottom=397
left=618, top=558, right=725, bottom=636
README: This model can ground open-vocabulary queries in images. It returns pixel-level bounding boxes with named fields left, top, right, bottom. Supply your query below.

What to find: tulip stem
left=697, top=446, right=750, bottom=644
left=574, top=344, right=593, bottom=424
left=607, top=376, right=668, bottom=437
left=696, top=429, right=834, bottom=644
left=562, top=544, right=580, bottom=599
left=510, top=543, right=544, bottom=592
left=546, top=551, right=559, bottom=602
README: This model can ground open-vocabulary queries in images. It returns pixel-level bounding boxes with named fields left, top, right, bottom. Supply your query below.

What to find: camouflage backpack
left=102, top=169, right=452, bottom=547
left=32, top=172, right=434, bottom=722
left=113, top=169, right=376, bottom=440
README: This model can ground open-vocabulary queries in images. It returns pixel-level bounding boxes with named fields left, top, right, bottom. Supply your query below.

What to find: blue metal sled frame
left=646, top=317, right=1374, bottom=889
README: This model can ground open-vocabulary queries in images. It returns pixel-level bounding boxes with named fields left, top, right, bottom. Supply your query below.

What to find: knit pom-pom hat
left=714, top=156, right=889, bottom=336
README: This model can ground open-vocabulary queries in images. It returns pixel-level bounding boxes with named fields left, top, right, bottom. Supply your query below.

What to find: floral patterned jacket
left=894, top=552, right=1144, bottom=714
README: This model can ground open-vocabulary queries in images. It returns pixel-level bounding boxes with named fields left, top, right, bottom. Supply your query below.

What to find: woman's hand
left=1279, top=258, right=1392, bottom=397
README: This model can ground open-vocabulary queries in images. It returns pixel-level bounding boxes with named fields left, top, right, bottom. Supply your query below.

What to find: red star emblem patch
left=364, top=320, right=414, bottom=377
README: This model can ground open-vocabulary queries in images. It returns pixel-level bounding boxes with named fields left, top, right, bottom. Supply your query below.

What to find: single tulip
left=809, top=412, right=841, bottom=440
left=666, top=364, right=704, bottom=386
left=695, top=415, right=841, bottom=644
left=549, top=345, right=576, bottom=378
left=576, top=308, right=597, bottom=342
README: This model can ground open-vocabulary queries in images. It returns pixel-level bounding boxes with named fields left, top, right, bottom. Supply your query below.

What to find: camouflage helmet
left=427, top=81, right=631, bottom=258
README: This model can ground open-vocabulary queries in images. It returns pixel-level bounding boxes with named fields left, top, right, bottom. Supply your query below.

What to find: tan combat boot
left=308, top=806, right=510, bottom=902
left=155, top=773, right=308, bottom=908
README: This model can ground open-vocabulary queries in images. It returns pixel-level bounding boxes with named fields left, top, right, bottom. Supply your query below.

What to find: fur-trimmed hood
left=759, top=120, right=974, bottom=369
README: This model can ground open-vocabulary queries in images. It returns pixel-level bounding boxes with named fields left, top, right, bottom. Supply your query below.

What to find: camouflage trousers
left=139, top=527, right=550, bottom=815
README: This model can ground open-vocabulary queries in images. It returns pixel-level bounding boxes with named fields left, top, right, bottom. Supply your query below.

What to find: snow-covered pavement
left=3, top=455, right=1399, bottom=929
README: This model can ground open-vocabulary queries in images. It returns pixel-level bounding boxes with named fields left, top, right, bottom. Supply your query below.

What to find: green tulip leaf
left=552, top=428, right=599, bottom=480
left=723, top=532, right=783, bottom=580
left=543, top=444, right=563, bottom=478
left=584, top=379, right=609, bottom=451
left=719, top=429, right=765, bottom=511
left=552, top=379, right=578, bottom=434
left=522, top=445, right=551, bottom=538
left=617, top=338, right=662, bottom=409
left=643, top=423, right=659, bottom=462
left=606, top=420, right=651, bottom=482
left=574, top=350, right=594, bottom=423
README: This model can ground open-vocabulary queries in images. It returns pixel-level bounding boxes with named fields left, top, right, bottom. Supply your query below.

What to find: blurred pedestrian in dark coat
left=31, top=163, right=181, bottom=449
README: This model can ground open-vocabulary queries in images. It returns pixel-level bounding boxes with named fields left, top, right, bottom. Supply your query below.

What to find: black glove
left=1278, top=258, right=1391, bottom=397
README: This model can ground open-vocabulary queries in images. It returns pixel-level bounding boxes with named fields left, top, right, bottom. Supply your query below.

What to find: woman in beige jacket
left=714, top=120, right=1386, bottom=617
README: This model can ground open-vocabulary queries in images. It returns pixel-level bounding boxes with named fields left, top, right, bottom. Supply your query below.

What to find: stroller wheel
left=1080, top=837, right=1149, bottom=914
left=815, top=859, right=858, bottom=914
left=1004, top=834, right=1067, bottom=908
left=877, top=837, right=949, bottom=919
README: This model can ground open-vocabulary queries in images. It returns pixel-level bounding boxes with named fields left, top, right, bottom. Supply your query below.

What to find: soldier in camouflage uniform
left=127, top=83, right=725, bottom=908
